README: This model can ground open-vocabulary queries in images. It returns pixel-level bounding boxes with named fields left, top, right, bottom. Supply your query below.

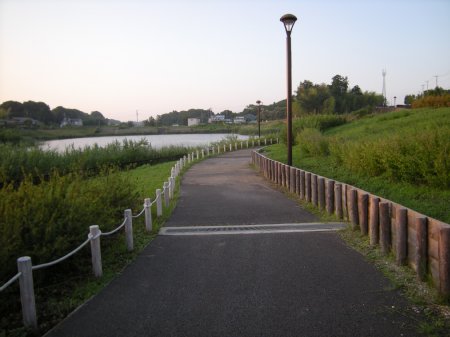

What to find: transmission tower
left=382, top=69, right=387, bottom=106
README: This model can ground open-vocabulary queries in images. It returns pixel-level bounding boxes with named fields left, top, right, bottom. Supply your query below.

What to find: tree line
left=0, top=100, right=107, bottom=126
left=148, top=74, right=384, bottom=126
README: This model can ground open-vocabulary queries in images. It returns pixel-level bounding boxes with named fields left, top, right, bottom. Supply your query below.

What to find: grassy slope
left=264, top=107, right=450, bottom=223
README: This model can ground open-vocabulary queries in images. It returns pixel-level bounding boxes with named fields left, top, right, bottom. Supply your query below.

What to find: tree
left=296, top=81, right=331, bottom=114
left=329, top=75, right=349, bottom=114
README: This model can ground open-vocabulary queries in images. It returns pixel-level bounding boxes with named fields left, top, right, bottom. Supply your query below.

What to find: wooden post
left=318, top=177, right=325, bottom=210
left=281, top=164, right=286, bottom=187
left=17, top=257, right=37, bottom=331
left=334, top=183, right=342, bottom=219
left=395, top=207, right=408, bottom=266
left=305, top=172, right=311, bottom=202
left=358, top=193, right=369, bottom=235
left=326, top=180, right=335, bottom=215
left=156, top=189, right=162, bottom=217
left=89, top=225, right=102, bottom=277
left=311, top=174, right=318, bottom=206
left=124, top=209, right=133, bottom=251
left=290, top=167, right=296, bottom=193
left=439, top=227, right=450, bottom=298
left=349, top=189, right=359, bottom=230
left=144, top=198, right=152, bottom=232
left=379, top=202, right=391, bottom=254
left=416, top=217, right=428, bottom=281
left=285, top=165, right=290, bottom=189
left=369, top=197, right=380, bottom=246
left=300, top=171, right=306, bottom=200
left=296, top=169, right=300, bottom=195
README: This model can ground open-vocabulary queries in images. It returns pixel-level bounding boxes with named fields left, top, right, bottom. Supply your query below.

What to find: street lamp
left=394, top=96, right=397, bottom=108
left=280, top=13, right=297, bottom=166
left=256, top=100, right=261, bottom=139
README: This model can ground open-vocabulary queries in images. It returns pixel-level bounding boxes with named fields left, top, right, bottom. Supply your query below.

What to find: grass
left=1, top=161, right=180, bottom=337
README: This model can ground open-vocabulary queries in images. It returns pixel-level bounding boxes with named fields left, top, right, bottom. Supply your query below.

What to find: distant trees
left=295, top=75, right=384, bottom=115
left=0, top=100, right=107, bottom=126
left=404, top=87, right=450, bottom=108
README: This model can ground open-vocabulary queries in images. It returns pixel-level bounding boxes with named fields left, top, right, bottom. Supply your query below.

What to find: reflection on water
left=41, top=134, right=249, bottom=152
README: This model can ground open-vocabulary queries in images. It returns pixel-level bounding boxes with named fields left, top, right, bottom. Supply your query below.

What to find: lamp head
left=280, top=14, right=297, bottom=34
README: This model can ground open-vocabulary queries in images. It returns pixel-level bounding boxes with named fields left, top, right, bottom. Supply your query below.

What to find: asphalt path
left=46, top=149, right=424, bottom=337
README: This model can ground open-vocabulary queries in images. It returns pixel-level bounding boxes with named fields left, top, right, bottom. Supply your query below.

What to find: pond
left=40, top=134, right=249, bottom=152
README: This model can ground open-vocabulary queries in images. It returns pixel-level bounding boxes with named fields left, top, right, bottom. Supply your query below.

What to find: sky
left=0, top=0, right=449, bottom=122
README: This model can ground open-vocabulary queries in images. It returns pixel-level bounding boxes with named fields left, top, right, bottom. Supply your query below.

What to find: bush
left=0, top=170, right=138, bottom=283
left=296, top=128, right=330, bottom=157
left=412, top=94, right=450, bottom=108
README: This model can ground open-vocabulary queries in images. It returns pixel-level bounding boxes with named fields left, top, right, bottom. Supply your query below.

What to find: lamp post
left=394, top=96, right=397, bottom=108
left=256, top=100, right=261, bottom=139
left=280, top=13, right=297, bottom=166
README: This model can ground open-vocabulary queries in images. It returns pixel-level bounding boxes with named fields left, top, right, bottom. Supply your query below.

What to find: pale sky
left=1, top=0, right=449, bottom=122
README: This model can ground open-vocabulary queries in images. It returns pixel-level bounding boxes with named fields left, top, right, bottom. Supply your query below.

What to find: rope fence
left=0, top=136, right=275, bottom=331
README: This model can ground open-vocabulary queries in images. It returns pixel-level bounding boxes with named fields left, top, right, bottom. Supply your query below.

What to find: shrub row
left=295, top=124, right=450, bottom=189
left=0, top=139, right=189, bottom=184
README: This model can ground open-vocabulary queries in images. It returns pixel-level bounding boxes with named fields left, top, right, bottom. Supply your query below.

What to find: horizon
left=1, top=0, right=449, bottom=122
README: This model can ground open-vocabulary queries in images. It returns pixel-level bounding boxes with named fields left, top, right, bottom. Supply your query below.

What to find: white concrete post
left=196, top=150, right=199, bottom=159
left=17, top=257, right=37, bottom=331
left=144, top=198, right=152, bottom=232
left=265, top=139, right=267, bottom=145
left=212, top=146, right=215, bottom=154
left=156, top=189, right=162, bottom=217
left=229, top=143, right=232, bottom=151
left=163, top=182, right=170, bottom=207
left=207, top=147, right=210, bottom=156
left=89, top=225, right=102, bottom=277
left=202, top=149, right=205, bottom=158
left=168, top=177, right=174, bottom=199
left=270, top=138, right=273, bottom=144
left=124, top=209, right=133, bottom=251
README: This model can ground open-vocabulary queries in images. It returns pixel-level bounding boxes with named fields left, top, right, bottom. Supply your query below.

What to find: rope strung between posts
left=132, top=207, right=145, bottom=218
left=0, top=272, right=22, bottom=292
left=101, top=217, right=127, bottom=237
left=32, top=236, right=92, bottom=271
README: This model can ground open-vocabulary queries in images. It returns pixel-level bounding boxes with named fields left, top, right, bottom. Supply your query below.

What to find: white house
left=60, top=118, right=83, bottom=127
left=208, top=115, right=225, bottom=123
left=188, top=118, right=201, bottom=126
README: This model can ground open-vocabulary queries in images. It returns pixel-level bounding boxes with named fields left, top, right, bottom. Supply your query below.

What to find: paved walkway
left=46, top=149, right=424, bottom=337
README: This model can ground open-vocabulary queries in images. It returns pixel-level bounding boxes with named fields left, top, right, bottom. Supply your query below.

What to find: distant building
left=107, top=119, right=121, bottom=126
left=60, top=118, right=83, bottom=127
left=233, top=116, right=245, bottom=124
left=208, top=115, right=225, bottom=123
left=11, top=117, right=41, bottom=126
left=187, top=118, right=201, bottom=126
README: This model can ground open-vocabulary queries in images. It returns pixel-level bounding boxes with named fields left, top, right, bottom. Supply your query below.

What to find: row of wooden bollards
left=252, top=151, right=450, bottom=299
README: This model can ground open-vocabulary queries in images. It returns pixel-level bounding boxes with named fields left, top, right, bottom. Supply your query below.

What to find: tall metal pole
left=256, top=100, right=261, bottom=139
left=286, top=31, right=293, bottom=166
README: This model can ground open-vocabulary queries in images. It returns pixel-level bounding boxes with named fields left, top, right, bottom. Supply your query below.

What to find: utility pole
left=426, top=80, right=429, bottom=91
left=136, top=110, right=139, bottom=123
left=434, top=75, right=439, bottom=88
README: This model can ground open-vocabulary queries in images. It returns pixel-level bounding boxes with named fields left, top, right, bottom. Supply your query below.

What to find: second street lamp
left=256, top=100, right=261, bottom=139
left=280, top=13, right=297, bottom=166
